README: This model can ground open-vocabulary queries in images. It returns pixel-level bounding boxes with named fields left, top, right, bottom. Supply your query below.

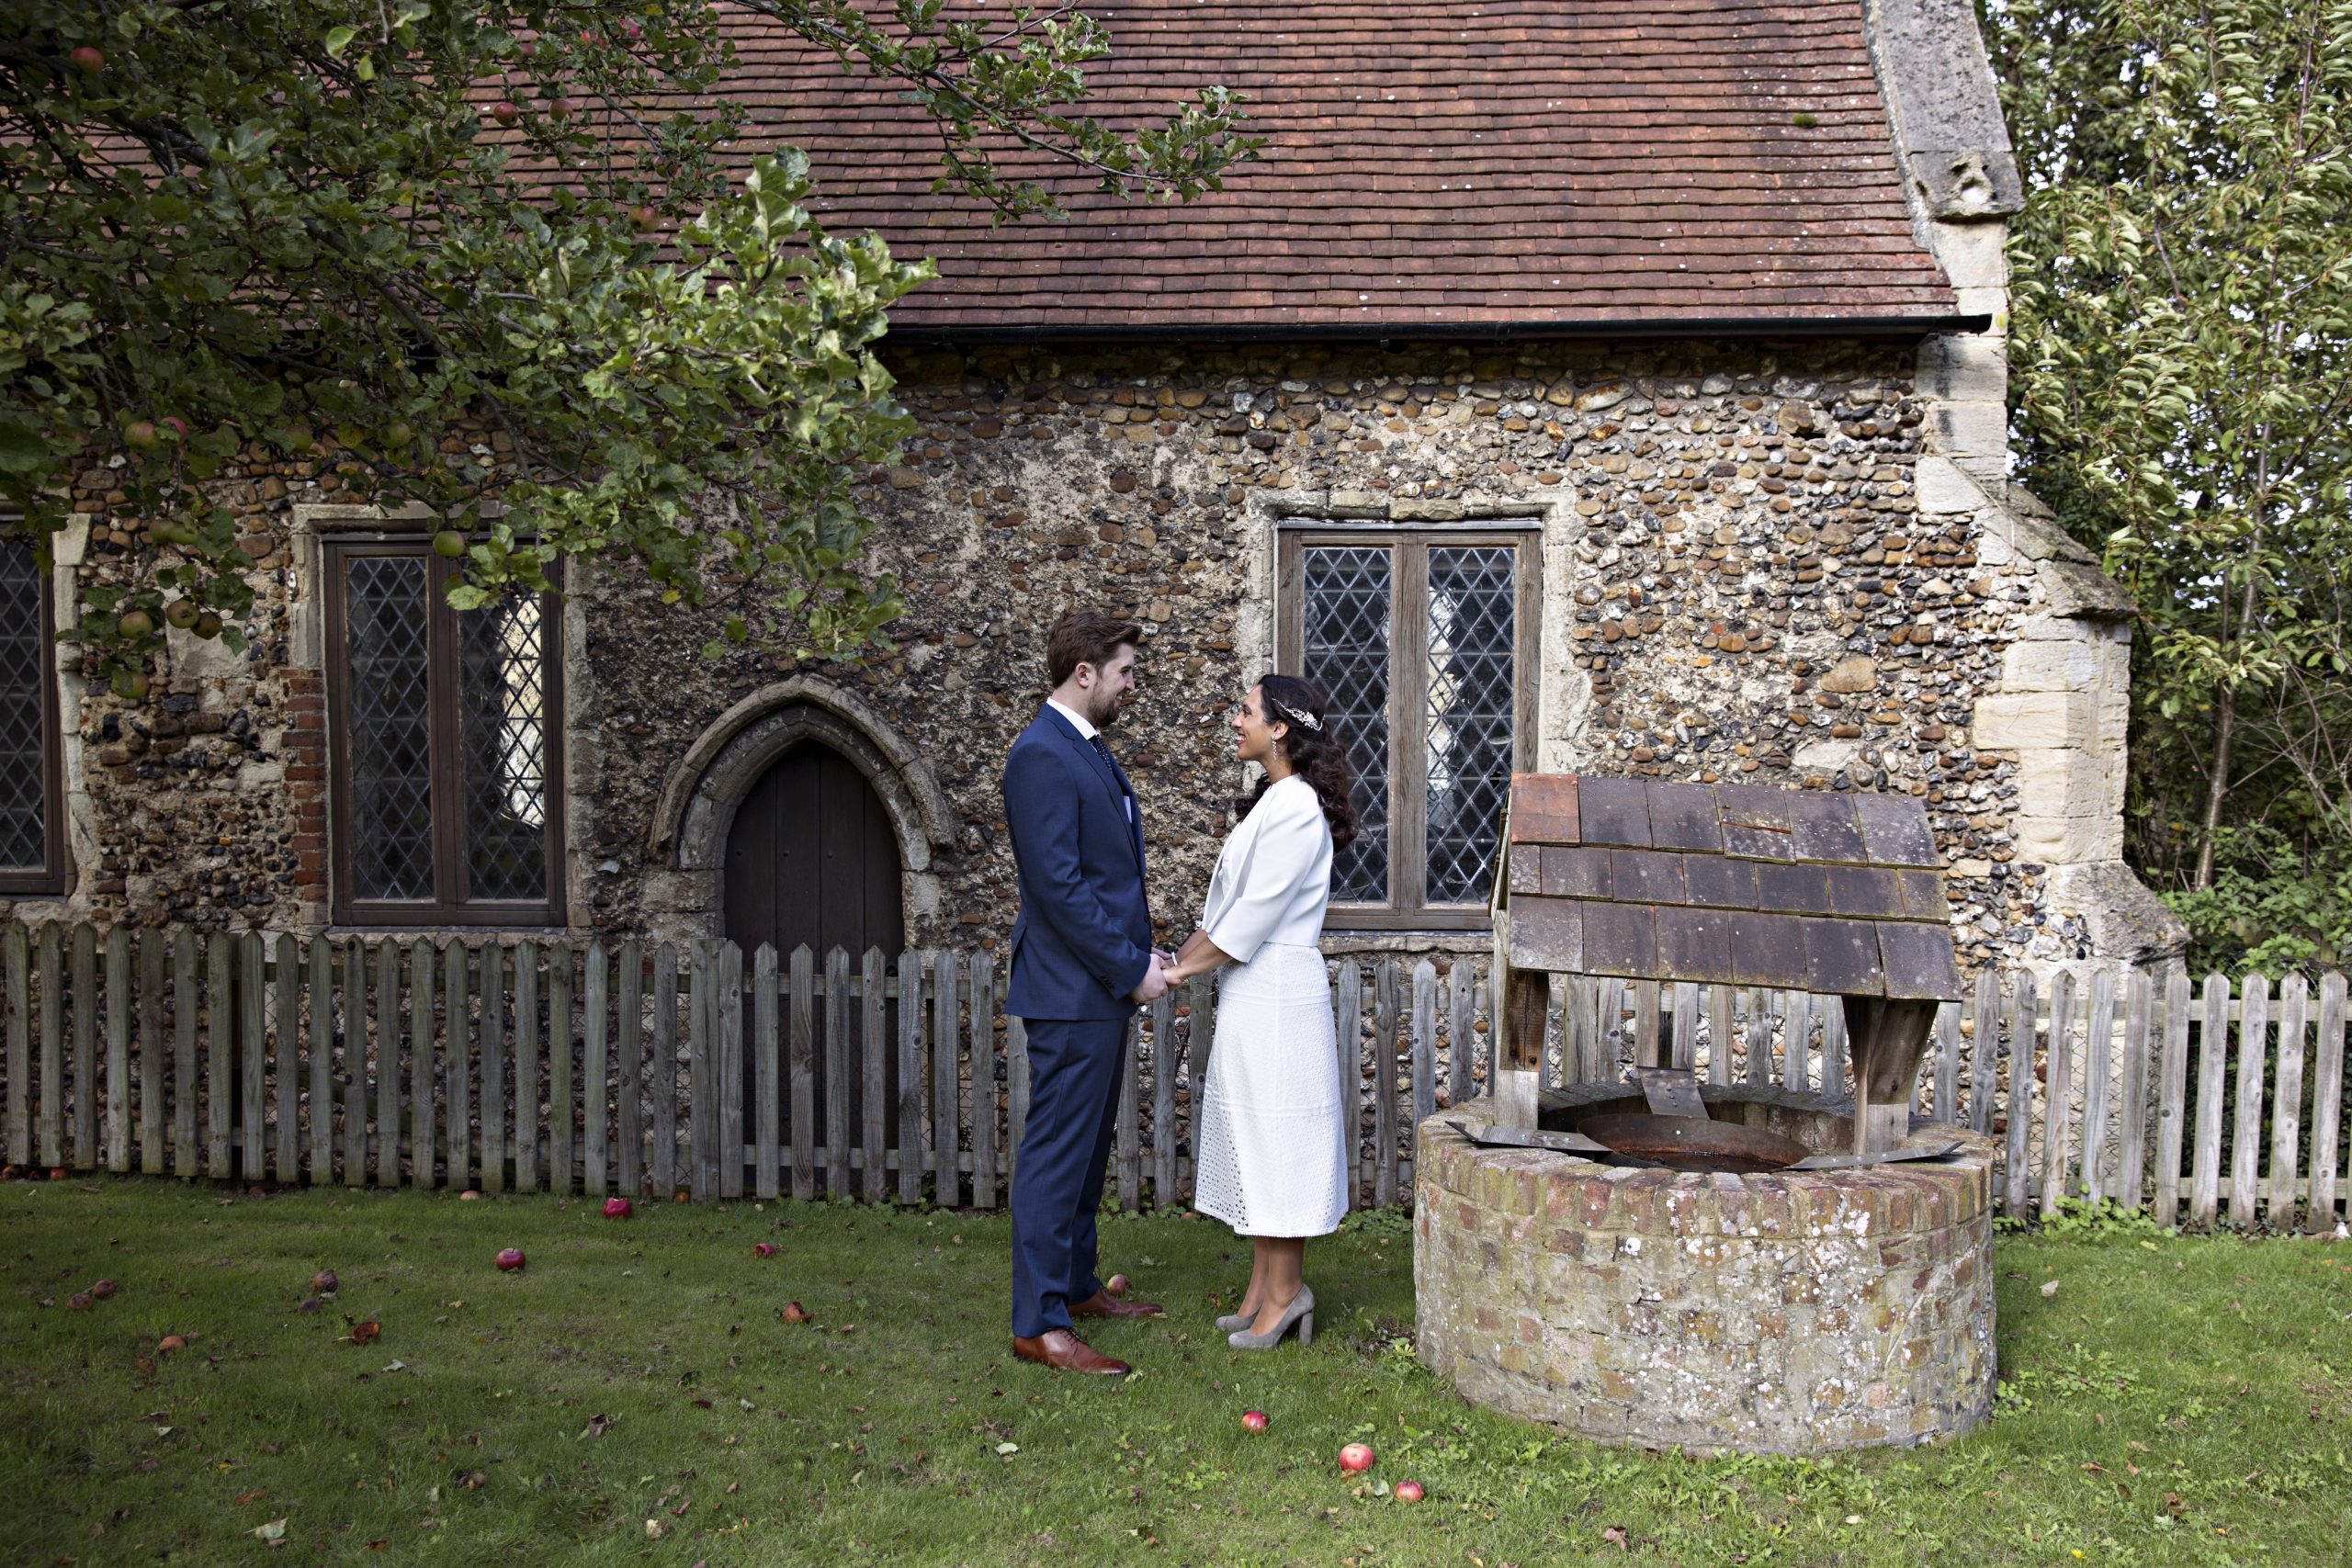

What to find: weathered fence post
left=2154, top=964, right=2190, bottom=1227
left=548, top=942, right=574, bottom=1197
left=2270, top=973, right=2308, bottom=1227
left=822, top=947, right=850, bottom=1198
left=895, top=947, right=923, bottom=1207
left=2191, top=973, right=2229, bottom=1229
left=860, top=947, right=887, bottom=1203
left=585, top=940, right=611, bottom=1199
left=304, top=936, right=331, bottom=1184
left=2041, top=968, right=2076, bottom=1217
left=2081, top=969, right=2116, bottom=1203
left=408, top=940, right=434, bottom=1190
left=4, top=922, right=26, bottom=1168
left=107, top=928, right=131, bottom=1173
left=716, top=940, right=743, bottom=1201
left=617, top=941, right=643, bottom=1200
left=272, top=933, right=300, bottom=1182
left=752, top=942, right=778, bottom=1202
left=788, top=944, right=816, bottom=1202
left=2004, top=971, right=2034, bottom=1219
left=970, top=950, right=998, bottom=1211
left=444, top=940, right=470, bottom=1193
left=2311, top=974, right=2346, bottom=1234
left=650, top=943, right=677, bottom=1198
left=514, top=941, right=541, bottom=1194
left=72, top=923, right=97, bottom=1169
left=2229, top=974, right=2268, bottom=1229
left=481, top=942, right=507, bottom=1194
left=933, top=950, right=961, bottom=1208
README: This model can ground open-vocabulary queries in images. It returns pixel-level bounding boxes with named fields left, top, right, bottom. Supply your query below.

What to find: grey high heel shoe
left=1227, top=1283, right=1314, bottom=1349
left=1215, top=1298, right=1256, bottom=1333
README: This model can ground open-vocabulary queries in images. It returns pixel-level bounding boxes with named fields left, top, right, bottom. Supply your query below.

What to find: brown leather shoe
left=1012, top=1329, right=1130, bottom=1375
left=1070, top=1289, right=1164, bottom=1319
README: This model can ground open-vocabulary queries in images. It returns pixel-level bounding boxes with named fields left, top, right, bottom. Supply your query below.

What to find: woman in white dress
left=1159, top=674, right=1357, bottom=1350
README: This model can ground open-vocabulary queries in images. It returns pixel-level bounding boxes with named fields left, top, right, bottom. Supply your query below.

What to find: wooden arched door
left=722, top=740, right=905, bottom=964
left=721, top=742, right=904, bottom=1190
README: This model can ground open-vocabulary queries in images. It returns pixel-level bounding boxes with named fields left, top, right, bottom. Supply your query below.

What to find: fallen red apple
left=312, top=1269, right=338, bottom=1294
left=673, top=1190, right=689, bottom=1203
left=495, top=1247, right=526, bottom=1271
left=1339, top=1442, right=1375, bottom=1473
left=781, top=1302, right=811, bottom=1325
left=296, top=1297, right=322, bottom=1314
left=1394, top=1479, right=1425, bottom=1503
left=347, top=1319, right=380, bottom=1345
left=1240, top=1410, right=1270, bottom=1433
left=1104, top=1273, right=1131, bottom=1298
left=603, top=1197, right=633, bottom=1219
left=158, top=1334, right=186, bottom=1353
left=48, top=1166, right=69, bottom=1181
left=89, top=1279, right=117, bottom=1300
left=459, top=1190, right=481, bottom=1201
left=67, top=1291, right=93, bottom=1311
left=753, top=1242, right=775, bottom=1258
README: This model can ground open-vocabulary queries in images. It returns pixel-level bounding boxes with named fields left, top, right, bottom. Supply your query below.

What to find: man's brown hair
left=1046, top=609, right=1146, bottom=688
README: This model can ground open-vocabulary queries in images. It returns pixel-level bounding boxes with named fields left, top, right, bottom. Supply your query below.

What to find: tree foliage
left=0, top=0, right=1256, bottom=694
left=1992, top=0, right=2352, bottom=968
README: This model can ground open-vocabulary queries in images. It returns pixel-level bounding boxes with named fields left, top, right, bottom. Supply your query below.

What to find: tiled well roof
left=1496, top=775, right=1963, bottom=1000
left=720, top=0, right=1963, bottom=336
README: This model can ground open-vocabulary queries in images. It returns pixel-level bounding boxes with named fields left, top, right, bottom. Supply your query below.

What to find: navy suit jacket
left=1001, top=706, right=1153, bottom=1020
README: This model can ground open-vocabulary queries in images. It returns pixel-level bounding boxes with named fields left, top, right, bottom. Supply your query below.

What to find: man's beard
left=1087, top=687, right=1128, bottom=728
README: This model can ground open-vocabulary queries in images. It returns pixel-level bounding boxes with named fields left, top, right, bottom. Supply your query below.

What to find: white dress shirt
left=1046, top=696, right=1098, bottom=740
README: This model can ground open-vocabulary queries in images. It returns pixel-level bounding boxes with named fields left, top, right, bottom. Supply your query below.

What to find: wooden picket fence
left=0, top=920, right=2344, bottom=1230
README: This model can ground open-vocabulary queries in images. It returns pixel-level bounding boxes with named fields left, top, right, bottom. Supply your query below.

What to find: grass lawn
left=4, top=1181, right=2349, bottom=1567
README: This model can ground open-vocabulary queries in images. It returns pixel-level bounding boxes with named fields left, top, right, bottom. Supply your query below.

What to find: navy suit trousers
left=1009, top=1015, right=1129, bottom=1338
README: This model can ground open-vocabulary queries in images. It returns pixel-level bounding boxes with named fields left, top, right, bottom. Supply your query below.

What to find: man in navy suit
left=1001, top=610, right=1170, bottom=1374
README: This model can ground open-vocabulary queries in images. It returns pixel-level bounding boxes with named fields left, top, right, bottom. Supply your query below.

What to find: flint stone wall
left=1413, top=1108, right=1997, bottom=1453
left=20, top=338, right=2135, bottom=978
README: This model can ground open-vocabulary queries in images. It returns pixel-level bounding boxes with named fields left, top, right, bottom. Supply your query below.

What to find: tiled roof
left=1496, top=775, right=1962, bottom=999
left=712, top=0, right=1962, bottom=335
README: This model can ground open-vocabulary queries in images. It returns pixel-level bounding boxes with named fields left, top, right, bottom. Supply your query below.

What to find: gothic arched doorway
left=720, top=741, right=905, bottom=1189
left=721, top=740, right=905, bottom=963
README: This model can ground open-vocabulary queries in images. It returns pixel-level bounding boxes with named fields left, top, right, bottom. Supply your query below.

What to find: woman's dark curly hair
left=1236, top=673, right=1359, bottom=850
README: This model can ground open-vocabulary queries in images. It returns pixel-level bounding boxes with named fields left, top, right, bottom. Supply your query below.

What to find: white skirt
left=1193, top=943, right=1350, bottom=1237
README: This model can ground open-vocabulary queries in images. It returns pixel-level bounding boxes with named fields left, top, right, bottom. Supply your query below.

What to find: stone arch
left=645, top=677, right=958, bottom=942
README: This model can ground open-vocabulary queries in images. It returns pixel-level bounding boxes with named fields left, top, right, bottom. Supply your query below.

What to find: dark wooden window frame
left=0, top=529, right=66, bottom=896
left=1277, top=521, right=1542, bottom=931
left=322, top=536, right=567, bottom=928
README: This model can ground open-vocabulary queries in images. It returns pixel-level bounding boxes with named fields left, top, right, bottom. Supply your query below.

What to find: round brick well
left=1414, top=1086, right=1996, bottom=1453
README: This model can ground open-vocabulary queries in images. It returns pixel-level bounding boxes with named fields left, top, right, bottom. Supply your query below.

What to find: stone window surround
left=1252, top=491, right=1576, bottom=946
left=639, top=676, right=960, bottom=952
left=290, top=502, right=594, bottom=933
left=1, top=523, right=69, bottom=897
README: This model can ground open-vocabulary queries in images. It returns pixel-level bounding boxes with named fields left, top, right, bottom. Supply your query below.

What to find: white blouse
left=1201, top=775, right=1334, bottom=964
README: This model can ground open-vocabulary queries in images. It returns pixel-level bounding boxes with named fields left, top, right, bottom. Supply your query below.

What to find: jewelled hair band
left=1270, top=697, right=1323, bottom=732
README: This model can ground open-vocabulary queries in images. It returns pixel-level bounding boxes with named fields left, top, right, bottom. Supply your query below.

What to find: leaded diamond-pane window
left=1282, top=529, right=1536, bottom=928
left=0, top=537, right=64, bottom=893
left=1302, top=547, right=1392, bottom=903
left=1425, top=547, right=1518, bottom=904
left=346, top=557, right=435, bottom=900
left=326, top=540, right=564, bottom=925
left=459, top=594, right=549, bottom=901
